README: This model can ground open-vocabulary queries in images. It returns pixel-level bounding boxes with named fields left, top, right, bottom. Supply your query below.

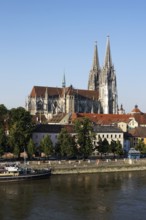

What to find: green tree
left=97, top=138, right=109, bottom=158
left=0, top=127, right=8, bottom=155
left=55, top=128, right=76, bottom=158
left=110, top=140, right=117, bottom=158
left=115, top=140, right=123, bottom=156
left=74, top=118, right=95, bottom=159
left=8, top=107, right=34, bottom=154
left=40, top=135, right=53, bottom=157
left=27, top=138, right=35, bottom=159
left=0, top=104, right=8, bottom=127
left=135, top=139, right=146, bottom=154
left=96, top=137, right=103, bottom=158
left=102, top=138, right=109, bottom=156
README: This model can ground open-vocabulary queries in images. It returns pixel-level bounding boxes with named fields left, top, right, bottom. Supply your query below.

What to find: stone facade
left=26, top=37, right=118, bottom=119
left=32, top=124, right=124, bottom=151
left=88, top=37, right=118, bottom=114
left=26, top=86, right=100, bottom=120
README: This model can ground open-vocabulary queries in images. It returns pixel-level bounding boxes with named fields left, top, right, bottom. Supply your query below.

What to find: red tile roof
left=71, top=112, right=146, bottom=126
left=30, top=86, right=63, bottom=98
left=131, top=113, right=146, bottom=125
left=71, top=113, right=131, bottom=125
left=130, top=105, right=142, bottom=114
left=29, top=86, right=99, bottom=100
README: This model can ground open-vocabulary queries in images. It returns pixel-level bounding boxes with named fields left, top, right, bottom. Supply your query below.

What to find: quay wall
left=26, top=158, right=146, bottom=174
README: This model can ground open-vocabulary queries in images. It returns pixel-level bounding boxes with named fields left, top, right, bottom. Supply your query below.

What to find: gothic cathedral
left=26, top=37, right=118, bottom=119
left=88, top=36, right=118, bottom=114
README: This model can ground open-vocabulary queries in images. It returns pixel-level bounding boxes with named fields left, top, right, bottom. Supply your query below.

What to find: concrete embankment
left=27, top=158, right=146, bottom=174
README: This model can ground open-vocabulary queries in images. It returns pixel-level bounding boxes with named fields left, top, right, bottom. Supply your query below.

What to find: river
left=0, top=171, right=146, bottom=220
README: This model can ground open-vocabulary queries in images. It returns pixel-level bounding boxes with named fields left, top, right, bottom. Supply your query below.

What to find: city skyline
left=0, top=0, right=146, bottom=113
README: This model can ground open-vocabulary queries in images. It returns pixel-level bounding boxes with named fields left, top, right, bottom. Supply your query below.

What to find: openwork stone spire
left=92, top=41, right=100, bottom=71
left=88, top=42, right=100, bottom=90
left=99, top=36, right=118, bottom=114
left=104, top=36, right=112, bottom=69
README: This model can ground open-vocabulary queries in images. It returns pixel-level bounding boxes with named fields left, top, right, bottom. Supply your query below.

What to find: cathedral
left=26, top=37, right=118, bottom=119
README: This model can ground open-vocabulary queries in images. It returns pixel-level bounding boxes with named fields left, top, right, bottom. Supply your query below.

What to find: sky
left=0, top=0, right=146, bottom=113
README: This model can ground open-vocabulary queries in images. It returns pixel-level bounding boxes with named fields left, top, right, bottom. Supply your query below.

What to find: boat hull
left=0, top=170, right=51, bottom=182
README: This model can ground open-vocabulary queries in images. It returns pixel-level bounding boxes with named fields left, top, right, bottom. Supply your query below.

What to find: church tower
left=88, top=42, right=100, bottom=90
left=99, top=36, right=118, bottom=114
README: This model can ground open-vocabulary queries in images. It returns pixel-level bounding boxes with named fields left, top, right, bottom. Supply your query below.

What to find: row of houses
left=32, top=124, right=125, bottom=154
left=32, top=105, right=146, bottom=154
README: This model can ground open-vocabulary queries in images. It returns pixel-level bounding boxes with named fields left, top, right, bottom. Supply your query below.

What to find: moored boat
left=0, top=163, right=51, bottom=182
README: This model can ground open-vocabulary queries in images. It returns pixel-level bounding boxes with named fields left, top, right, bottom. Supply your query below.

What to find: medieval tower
left=88, top=36, right=118, bottom=114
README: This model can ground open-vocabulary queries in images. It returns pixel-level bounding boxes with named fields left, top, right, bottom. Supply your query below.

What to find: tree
left=13, top=145, right=20, bottom=158
left=55, top=128, right=76, bottom=158
left=96, top=137, right=103, bottom=158
left=0, top=104, right=8, bottom=127
left=115, top=140, right=123, bottom=156
left=102, top=138, right=109, bottom=155
left=135, top=139, right=146, bottom=154
left=110, top=140, right=117, bottom=158
left=40, top=135, right=53, bottom=157
left=8, top=107, right=34, bottom=153
left=0, top=127, right=8, bottom=156
left=74, top=118, right=95, bottom=159
left=97, top=138, right=109, bottom=158
left=27, top=139, right=35, bottom=159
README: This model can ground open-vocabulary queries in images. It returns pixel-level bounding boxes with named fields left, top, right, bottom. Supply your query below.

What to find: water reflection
left=0, top=171, right=146, bottom=220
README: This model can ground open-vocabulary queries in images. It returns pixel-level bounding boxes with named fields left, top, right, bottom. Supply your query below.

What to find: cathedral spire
left=88, top=41, right=100, bottom=90
left=92, top=41, right=100, bottom=71
left=104, top=36, right=112, bottom=68
left=62, top=73, right=66, bottom=88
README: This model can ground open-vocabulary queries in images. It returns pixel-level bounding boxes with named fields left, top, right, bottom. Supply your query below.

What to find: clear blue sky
left=0, top=0, right=146, bottom=113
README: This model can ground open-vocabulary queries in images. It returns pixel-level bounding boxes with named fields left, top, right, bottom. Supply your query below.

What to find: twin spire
left=62, top=37, right=112, bottom=90
left=88, top=36, right=113, bottom=91
left=92, top=36, right=112, bottom=71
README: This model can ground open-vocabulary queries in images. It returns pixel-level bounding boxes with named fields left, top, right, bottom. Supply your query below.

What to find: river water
left=1, top=171, right=146, bottom=220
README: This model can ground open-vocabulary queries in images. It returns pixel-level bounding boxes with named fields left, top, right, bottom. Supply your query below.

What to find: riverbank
left=25, top=158, right=146, bottom=174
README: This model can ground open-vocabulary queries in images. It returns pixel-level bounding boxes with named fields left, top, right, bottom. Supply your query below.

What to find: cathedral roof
left=30, top=86, right=99, bottom=100
left=30, top=86, right=62, bottom=98
left=74, top=89, right=99, bottom=99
